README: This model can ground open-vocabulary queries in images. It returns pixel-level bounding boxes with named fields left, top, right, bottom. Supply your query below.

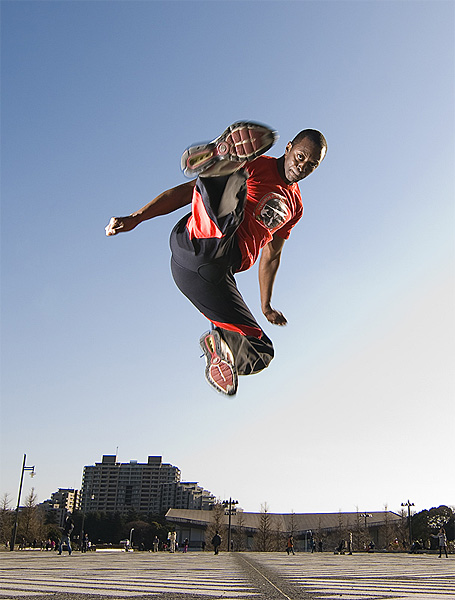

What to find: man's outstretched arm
left=105, top=180, right=195, bottom=236
left=258, top=234, right=287, bottom=326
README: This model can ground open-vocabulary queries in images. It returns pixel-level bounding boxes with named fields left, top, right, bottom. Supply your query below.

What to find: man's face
left=283, top=137, right=326, bottom=184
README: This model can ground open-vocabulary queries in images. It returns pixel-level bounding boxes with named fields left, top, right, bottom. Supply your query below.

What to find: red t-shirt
left=236, top=155, right=303, bottom=272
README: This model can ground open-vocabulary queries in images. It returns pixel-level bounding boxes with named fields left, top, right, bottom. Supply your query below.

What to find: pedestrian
left=286, top=535, right=295, bottom=555
left=153, top=536, right=159, bottom=552
left=106, top=121, right=327, bottom=396
left=212, top=531, right=222, bottom=555
left=81, top=533, right=89, bottom=553
left=168, top=531, right=176, bottom=553
left=348, top=532, right=353, bottom=555
left=58, top=513, right=74, bottom=556
left=336, top=540, right=346, bottom=554
left=431, top=527, right=449, bottom=558
left=183, top=538, right=189, bottom=553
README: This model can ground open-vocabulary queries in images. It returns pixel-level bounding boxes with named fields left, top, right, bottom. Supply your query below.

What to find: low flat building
left=165, top=508, right=403, bottom=551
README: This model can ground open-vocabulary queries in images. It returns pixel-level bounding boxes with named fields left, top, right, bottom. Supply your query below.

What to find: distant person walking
left=212, top=532, right=222, bottom=555
left=286, top=535, right=295, bottom=555
left=348, top=532, right=353, bottom=555
left=58, top=513, right=74, bottom=555
left=432, top=527, right=449, bottom=558
left=168, top=531, right=176, bottom=553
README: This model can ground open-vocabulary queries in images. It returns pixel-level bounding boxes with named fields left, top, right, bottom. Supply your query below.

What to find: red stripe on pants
left=209, top=319, right=263, bottom=339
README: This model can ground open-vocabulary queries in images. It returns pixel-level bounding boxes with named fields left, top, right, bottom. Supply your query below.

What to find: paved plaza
left=0, top=551, right=453, bottom=600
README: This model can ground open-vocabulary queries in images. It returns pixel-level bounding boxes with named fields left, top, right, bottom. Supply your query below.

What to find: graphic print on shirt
left=254, top=193, right=290, bottom=232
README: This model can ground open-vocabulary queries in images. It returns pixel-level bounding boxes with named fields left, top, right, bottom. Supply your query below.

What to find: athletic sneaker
left=200, top=329, right=238, bottom=396
left=181, top=121, right=278, bottom=178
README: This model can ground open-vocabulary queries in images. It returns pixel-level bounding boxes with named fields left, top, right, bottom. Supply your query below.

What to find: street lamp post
left=222, top=498, right=238, bottom=552
left=360, top=513, right=373, bottom=530
left=129, top=527, right=134, bottom=551
left=401, top=500, right=414, bottom=546
left=359, top=513, right=372, bottom=548
left=10, top=454, right=35, bottom=551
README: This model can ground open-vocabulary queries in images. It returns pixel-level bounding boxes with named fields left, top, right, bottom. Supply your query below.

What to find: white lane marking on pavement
left=248, top=553, right=454, bottom=600
left=0, top=553, right=259, bottom=598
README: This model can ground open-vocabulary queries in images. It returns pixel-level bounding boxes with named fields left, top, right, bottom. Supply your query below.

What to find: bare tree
left=0, top=493, right=14, bottom=547
left=205, top=502, right=226, bottom=551
left=232, top=511, right=247, bottom=551
left=273, top=521, right=285, bottom=551
left=254, top=503, right=275, bottom=552
left=289, top=511, right=297, bottom=536
left=19, top=488, right=44, bottom=546
left=336, top=509, right=347, bottom=551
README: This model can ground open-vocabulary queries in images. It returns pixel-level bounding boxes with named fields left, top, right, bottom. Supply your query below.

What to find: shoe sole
left=182, top=121, right=278, bottom=178
left=200, top=330, right=238, bottom=396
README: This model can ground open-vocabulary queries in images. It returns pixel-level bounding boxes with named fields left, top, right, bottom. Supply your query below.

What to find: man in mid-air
left=106, top=121, right=327, bottom=396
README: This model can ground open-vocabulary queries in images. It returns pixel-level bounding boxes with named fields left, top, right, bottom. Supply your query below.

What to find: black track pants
left=169, top=173, right=274, bottom=376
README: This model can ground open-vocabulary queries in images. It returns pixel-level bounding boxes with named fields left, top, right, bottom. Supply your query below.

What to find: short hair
left=291, top=129, right=327, bottom=152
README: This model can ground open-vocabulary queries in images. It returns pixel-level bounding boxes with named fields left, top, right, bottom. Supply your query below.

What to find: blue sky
left=1, top=0, right=454, bottom=517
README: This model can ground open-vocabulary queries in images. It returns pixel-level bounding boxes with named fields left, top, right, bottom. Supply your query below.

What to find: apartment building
left=80, top=455, right=215, bottom=515
left=40, top=488, right=79, bottom=526
left=160, top=481, right=216, bottom=511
